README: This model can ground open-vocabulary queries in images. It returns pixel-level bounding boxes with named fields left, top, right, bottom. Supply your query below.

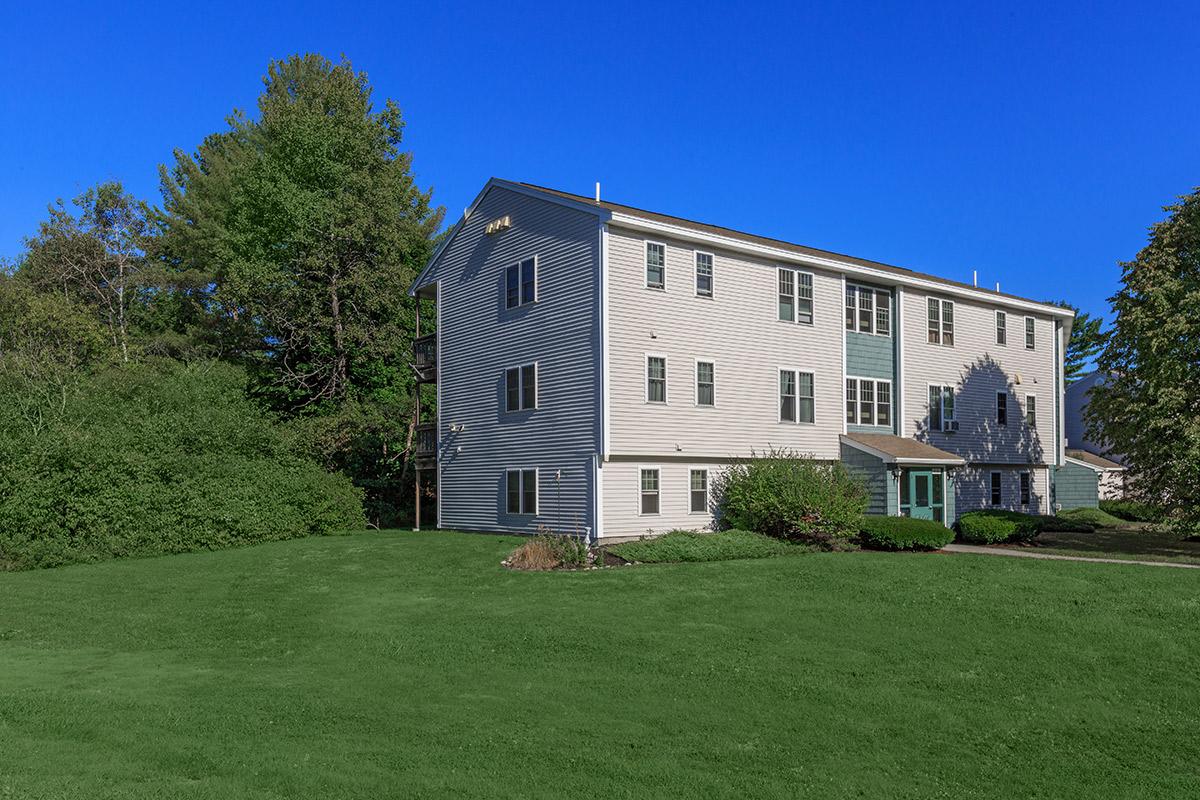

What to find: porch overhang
left=840, top=433, right=966, bottom=467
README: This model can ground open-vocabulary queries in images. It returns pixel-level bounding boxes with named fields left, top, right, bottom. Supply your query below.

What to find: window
left=506, top=469, right=538, bottom=515
left=1025, top=317, right=1036, bottom=350
left=928, top=298, right=954, bottom=345
left=845, top=285, right=891, bottom=335
left=645, top=242, right=665, bottom=289
left=797, top=371, right=814, bottom=423
left=505, top=364, right=537, bottom=411
left=640, top=468, right=660, bottom=515
left=996, top=311, right=1007, bottom=345
left=646, top=356, right=667, bottom=403
left=778, top=269, right=795, bottom=322
left=1020, top=472, right=1031, bottom=506
left=996, top=392, right=1008, bottom=426
left=780, top=370, right=796, bottom=422
left=506, top=257, right=537, bottom=308
left=990, top=472, right=1002, bottom=506
left=847, top=378, right=892, bottom=427
left=695, top=360, right=715, bottom=406
left=689, top=469, right=708, bottom=513
left=778, top=268, right=813, bottom=324
left=928, top=384, right=956, bottom=431
left=1025, top=394, right=1037, bottom=427
left=695, top=252, right=713, bottom=297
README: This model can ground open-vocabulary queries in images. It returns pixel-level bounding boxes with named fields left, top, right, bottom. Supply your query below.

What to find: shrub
left=713, top=449, right=867, bottom=549
left=858, top=516, right=955, bottom=551
left=1037, top=514, right=1098, bottom=533
left=607, top=529, right=800, bottom=563
left=506, top=534, right=590, bottom=570
left=956, top=510, right=1044, bottom=544
left=1099, top=500, right=1168, bottom=523
left=0, top=360, right=366, bottom=570
left=1058, top=507, right=1126, bottom=529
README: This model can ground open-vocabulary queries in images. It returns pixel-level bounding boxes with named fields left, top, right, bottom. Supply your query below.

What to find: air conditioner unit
left=943, top=420, right=960, bottom=433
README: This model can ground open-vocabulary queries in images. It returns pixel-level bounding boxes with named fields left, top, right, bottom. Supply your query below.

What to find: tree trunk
left=330, top=270, right=348, bottom=398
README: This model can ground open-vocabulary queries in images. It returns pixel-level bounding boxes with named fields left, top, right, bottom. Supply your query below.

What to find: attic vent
left=485, top=215, right=511, bottom=235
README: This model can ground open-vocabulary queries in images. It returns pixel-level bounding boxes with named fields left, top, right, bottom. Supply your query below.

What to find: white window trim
left=1025, top=393, right=1037, bottom=427
left=1019, top=470, right=1032, bottom=506
left=996, top=390, right=1008, bottom=425
left=778, top=267, right=814, bottom=326
left=504, top=362, right=538, bottom=412
left=926, top=382, right=957, bottom=431
left=644, top=241, right=666, bottom=290
left=995, top=310, right=1007, bottom=346
left=990, top=470, right=1003, bottom=506
left=693, top=357, right=716, bottom=407
left=846, top=284, right=892, bottom=337
left=1024, top=315, right=1036, bottom=350
left=845, top=375, right=893, bottom=428
left=644, top=352, right=668, bottom=405
left=506, top=256, right=539, bottom=308
left=927, top=297, right=954, bottom=347
left=638, top=465, right=661, bottom=516
left=694, top=250, right=714, bottom=298
left=688, top=467, right=710, bottom=515
left=505, top=467, right=539, bottom=516
left=778, top=366, right=817, bottom=425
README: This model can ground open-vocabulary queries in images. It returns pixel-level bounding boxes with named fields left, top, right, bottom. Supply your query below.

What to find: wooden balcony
left=412, top=333, right=437, bottom=383
left=414, top=422, right=437, bottom=469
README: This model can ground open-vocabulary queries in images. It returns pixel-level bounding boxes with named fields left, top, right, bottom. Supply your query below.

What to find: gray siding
left=1056, top=462, right=1099, bottom=509
left=419, top=186, right=601, bottom=534
left=955, top=466, right=1050, bottom=518
left=840, top=443, right=889, bottom=515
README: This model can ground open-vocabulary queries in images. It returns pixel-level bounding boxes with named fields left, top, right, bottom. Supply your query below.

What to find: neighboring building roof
left=1065, top=449, right=1126, bottom=471
left=521, top=181, right=1074, bottom=317
left=841, top=433, right=966, bottom=465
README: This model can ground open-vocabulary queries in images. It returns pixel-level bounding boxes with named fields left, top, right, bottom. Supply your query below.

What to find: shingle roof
left=520, top=181, right=1070, bottom=314
left=841, top=433, right=966, bottom=465
left=1066, top=449, right=1126, bottom=470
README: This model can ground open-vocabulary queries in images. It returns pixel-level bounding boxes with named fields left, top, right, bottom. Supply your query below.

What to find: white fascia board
left=608, top=213, right=1074, bottom=320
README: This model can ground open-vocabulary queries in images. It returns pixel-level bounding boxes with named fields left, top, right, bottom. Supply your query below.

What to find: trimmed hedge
left=1058, top=507, right=1128, bottom=529
left=607, top=529, right=800, bottom=563
left=1099, top=500, right=1168, bottom=523
left=957, top=509, right=1097, bottom=544
left=859, top=516, right=955, bottom=551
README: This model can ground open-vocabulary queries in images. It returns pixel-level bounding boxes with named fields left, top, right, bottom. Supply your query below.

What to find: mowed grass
left=2, top=531, right=1198, bottom=799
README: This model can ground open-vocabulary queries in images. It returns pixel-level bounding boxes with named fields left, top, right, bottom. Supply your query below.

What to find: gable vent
left=485, top=215, right=511, bottom=235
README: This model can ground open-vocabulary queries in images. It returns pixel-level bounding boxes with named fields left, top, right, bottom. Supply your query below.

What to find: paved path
left=943, top=543, right=1200, bottom=570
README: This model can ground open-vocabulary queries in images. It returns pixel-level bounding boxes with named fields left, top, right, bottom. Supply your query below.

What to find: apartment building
left=409, top=179, right=1074, bottom=540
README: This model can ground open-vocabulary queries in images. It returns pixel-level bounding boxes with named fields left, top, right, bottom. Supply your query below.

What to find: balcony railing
left=412, top=333, right=437, bottom=382
left=415, top=423, right=437, bottom=463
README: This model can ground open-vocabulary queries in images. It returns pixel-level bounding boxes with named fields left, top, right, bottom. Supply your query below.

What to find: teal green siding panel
left=886, top=470, right=899, bottom=515
left=845, top=332, right=894, bottom=380
left=840, top=443, right=889, bottom=516
left=1056, top=462, right=1099, bottom=509
left=946, top=474, right=957, bottom=521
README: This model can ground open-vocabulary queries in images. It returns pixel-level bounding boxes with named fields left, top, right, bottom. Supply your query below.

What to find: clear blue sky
left=2, top=1, right=1197, bottom=323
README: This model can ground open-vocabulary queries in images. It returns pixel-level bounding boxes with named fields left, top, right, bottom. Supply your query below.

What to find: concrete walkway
left=943, top=543, right=1200, bottom=570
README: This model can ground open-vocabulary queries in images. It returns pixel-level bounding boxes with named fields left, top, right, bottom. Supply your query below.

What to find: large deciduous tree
left=1086, top=187, right=1200, bottom=525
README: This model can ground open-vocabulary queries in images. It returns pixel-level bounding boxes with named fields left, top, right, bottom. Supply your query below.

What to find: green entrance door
left=900, top=468, right=945, bottom=523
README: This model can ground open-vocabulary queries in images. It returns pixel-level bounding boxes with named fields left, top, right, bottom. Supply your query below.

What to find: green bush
left=1099, top=500, right=1167, bottom=523
left=608, top=529, right=801, bottom=563
left=956, top=510, right=1044, bottom=544
left=1058, top=507, right=1126, bottom=529
left=712, top=449, right=867, bottom=549
left=0, top=360, right=366, bottom=570
left=1037, top=514, right=1099, bottom=533
left=859, top=516, right=955, bottom=551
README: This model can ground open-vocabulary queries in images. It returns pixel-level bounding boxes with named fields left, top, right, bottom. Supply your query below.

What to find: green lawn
left=1011, top=527, right=1200, bottom=565
left=2, top=531, right=1198, bottom=799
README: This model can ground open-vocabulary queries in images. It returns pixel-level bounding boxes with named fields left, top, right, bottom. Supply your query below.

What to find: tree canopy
left=1046, top=300, right=1105, bottom=381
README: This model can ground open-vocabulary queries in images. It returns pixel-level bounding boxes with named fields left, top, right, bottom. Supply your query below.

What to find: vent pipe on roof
left=595, top=181, right=601, bottom=203
left=995, top=281, right=1001, bottom=293
left=973, top=270, right=978, bottom=288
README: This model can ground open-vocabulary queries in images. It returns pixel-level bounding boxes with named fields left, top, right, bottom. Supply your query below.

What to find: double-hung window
left=996, top=391, right=1008, bottom=425
left=640, top=468, right=660, bottom=515
left=695, top=360, right=715, bottom=406
left=505, top=469, right=538, bottom=515
left=504, top=364, right=537, bottom=411
left=695, top=252, right=713, bottom=297
left=927, top=298, right=954, bottom=346
left=777, top=268, right=813, bottom=324
left=779, top=369, right=814, bottom=423
left=1025, top=394, right=1037, bottom=427
left=1025, top=317, right=1036, bottom=350
left=990, top=472, right=1002, bottom=506
left=845, top=285, right=891, bottom=335
left=689, top=469, right=709, bottom=513
left=646, top=356, right=667, bottom=403
left=1020, top=472, right=1031, bottom=506
left=645, top=242, right=665, bottom=289
left=846, top=377, right=892, bottom=427
left=505, top=257, right=537, bottom=309
left=996, top=311, right=1007, bottom=345
left=928, top=384, right=956, bottom=431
